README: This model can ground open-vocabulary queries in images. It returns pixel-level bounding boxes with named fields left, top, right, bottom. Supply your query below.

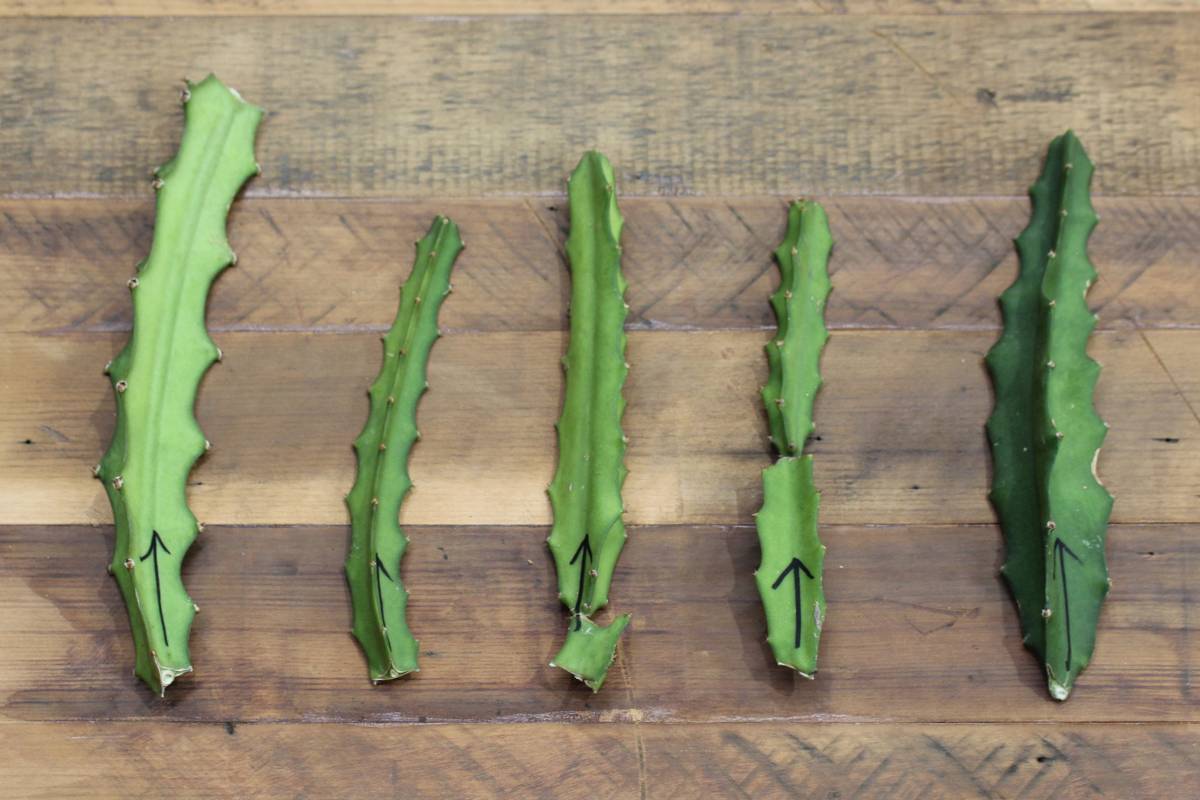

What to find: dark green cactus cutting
left=345, top=216, right=463, bottom=682
left=97, top=75, right=262, bottom=695
left=546, top=152, right=631, bottom=691
left=986, top=131, right=1113, bottom=700
left=754, top=200, right=831, bottom=676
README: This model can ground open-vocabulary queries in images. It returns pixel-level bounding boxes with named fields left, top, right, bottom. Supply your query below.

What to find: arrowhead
left=376, top=554, right=393, bottom=582
left=569, top=536, right=593, bottom=565
left=771, top=557, right=813, bottom=588
left=140, top=530, right=171, bottom=561
left=1054, top=538, right=1081, bottom=563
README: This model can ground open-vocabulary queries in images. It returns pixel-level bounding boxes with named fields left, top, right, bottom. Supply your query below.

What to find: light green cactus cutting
left=546, top=152, right=631, bottom=691
left=97, top=75, right=262, bottom=695
left=986, top=131, right=1113, bottom=700
left=344, top=216, right=463, bottom=682
left=754, top=200, right=831, bottom=676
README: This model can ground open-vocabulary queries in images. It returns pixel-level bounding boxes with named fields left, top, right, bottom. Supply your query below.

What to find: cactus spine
left=547, top=152, right=631, bottom=690
left=96, top=75, right=262, bottom=695
left=344, top=216, right=463, bottom=682
left=754, top=201, right=831, bottom=676
left=986, top=131, right=1112, bottom=700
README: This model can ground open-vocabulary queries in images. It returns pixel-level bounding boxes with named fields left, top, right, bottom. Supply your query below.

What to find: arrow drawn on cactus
left=375, top=554, right=393, bottom=631
left=1053, top=538, right=1083, bottom=671
left=771, top=556, right=814, bottom=648
left=139, top=531, right=172, bottom=647
left=569, top=536, right=593, bottom=631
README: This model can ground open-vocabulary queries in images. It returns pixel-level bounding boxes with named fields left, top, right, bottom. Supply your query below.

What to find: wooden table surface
left=2, top=1, right=1199, bottom=797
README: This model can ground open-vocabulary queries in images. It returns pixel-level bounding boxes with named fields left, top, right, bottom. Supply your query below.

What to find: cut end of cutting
left=150, top=657, right=193, bottom=698
left=774, top=659, right=816, bottom=680
left=370, top=664, right=419, bottom=683
left=551, top=613, right=631, bottom=692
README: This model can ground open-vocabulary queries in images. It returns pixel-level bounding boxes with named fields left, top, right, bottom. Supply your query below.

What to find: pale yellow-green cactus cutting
left=98, top=75, right=262, bottom=695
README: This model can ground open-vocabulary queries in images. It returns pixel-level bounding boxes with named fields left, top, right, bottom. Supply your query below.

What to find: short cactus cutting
left=755, top=201, right=831, bottom=676
left=97, top=75, right=262, bottom=695
left=546, top=152, right=631, bottom=690
left=344, top=217, right=463, bottom=682
left=986, top=132, right=1113, bottom=700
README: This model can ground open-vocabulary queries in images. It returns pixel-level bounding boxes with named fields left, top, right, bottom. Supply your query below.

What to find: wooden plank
left=2, top=16, right=1197, bottom=198
left=1144, top=330, right=1200, bottom=423
left=3, top=0, right=1195, bottom=15
left=644, top=722, right=1200, bottom=799
left=1, top=720, right=1196, bottom=800
left=3, top=329, right=1197, bottom=527
left=0, top=720, right=641, bottom=799
left=5, top=196, right=1200, bottom=335
left=7, top=0, right=814, bottom=14
left=1, top=523, right=1194, bottom=723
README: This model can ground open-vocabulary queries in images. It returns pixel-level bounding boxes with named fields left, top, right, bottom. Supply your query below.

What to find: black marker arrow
left=139, top=531, right=171, bottom=647
left=771, top=557, right=814, bottom=649
left=1053, top=538, right=1083, bottom=672
left=569, top=537, right=593, bottom=631
left=375, top=554, right=394, bottom=631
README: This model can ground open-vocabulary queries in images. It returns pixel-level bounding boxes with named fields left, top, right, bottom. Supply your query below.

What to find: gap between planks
left=4, top=2, right=1200, bottom=16
left=2, top=717, right=1199, bottom=727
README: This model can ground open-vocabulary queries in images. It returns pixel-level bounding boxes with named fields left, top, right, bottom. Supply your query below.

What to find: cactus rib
left=546, top=152, right=631, bottom=691
left=986, top=131, right=1113, bottom=700
left=97, top=75, right=262, bottom=695
left=344, top=216, right=463, bottom=682
left=754, top=201, right=831, bottom=676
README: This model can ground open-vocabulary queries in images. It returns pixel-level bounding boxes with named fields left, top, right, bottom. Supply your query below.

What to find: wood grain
left=1144, top=330, right=1200, bottom=419
left=2, top=15, right=1198, bottom=198
left=5, top=196, right=1200, bottom=335
left=2, top=6, right=1197, bottom=795
left=3, top=329, right=1198, bottom=528
left=3, top=719, right=1195, bottom=800
left=4, top=0, right=1197, bottom=16
left=1, top=523, right=1194, bottom=723
left=1, top=720, right=1195, bottom=800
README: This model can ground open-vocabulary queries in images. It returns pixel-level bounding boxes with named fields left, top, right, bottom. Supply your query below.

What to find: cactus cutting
left=986, top=131, right=1113, bottom=700
left=96, top=75, right=262, bottom=695
left=546, top=151, right=631, bottom=691
left=344, top=216, right=463, bottom=682
left=754, top=201, right=832, bottom=676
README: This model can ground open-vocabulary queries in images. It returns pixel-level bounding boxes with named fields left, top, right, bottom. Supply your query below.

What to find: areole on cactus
left=97, top=75, right=262, bottom=695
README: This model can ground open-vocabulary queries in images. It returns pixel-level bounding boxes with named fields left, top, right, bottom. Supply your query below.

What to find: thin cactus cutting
left=96, top=75, right=262, bottom=695
left=344, top=216, right=463, bottom=682
left=754, top=200, right=832, bottom=676
left=986, top=131, right=1113, bottom=700
left=546, top=151, right=631, bottom=691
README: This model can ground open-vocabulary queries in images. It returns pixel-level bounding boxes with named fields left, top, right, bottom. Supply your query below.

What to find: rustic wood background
left=1, top=1, right=1198, bottom=797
